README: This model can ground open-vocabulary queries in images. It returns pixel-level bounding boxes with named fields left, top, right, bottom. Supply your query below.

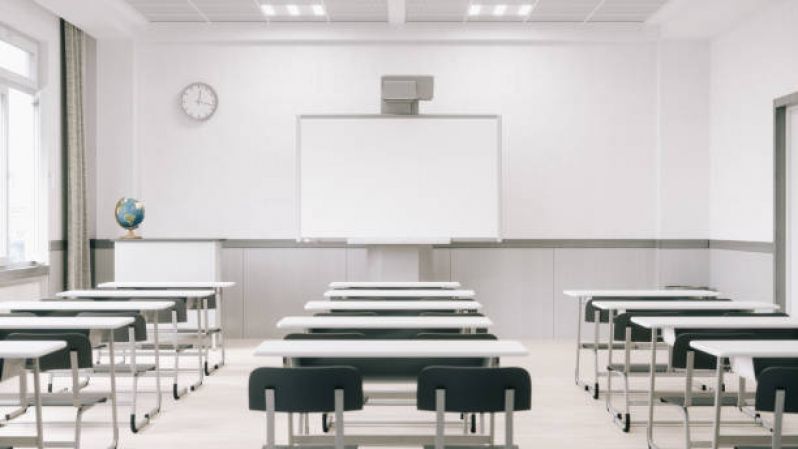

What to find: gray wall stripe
left=709, top=240, right=775, bottom=254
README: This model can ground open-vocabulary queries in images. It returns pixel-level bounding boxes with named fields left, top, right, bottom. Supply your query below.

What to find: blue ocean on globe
left=115, top=198, right=144, bottom=229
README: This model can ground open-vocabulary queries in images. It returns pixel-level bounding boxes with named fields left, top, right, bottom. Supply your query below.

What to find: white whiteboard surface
left=298, top=115, right=501, bottom=241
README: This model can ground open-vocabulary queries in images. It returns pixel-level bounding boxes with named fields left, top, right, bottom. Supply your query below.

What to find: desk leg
left=109, top=337, right=120, bottom=449
left=711, top=358, right=724, bottom=449
left=192, top=302, right=204, bottom=391
left=574, top=296, right=585, bottom=386
left=646, top=327, right=657, bottom=448
left=33, top=358, right=43, bottom=449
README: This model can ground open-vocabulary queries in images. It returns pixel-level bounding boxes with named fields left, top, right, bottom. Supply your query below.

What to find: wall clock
left=180, top=82, right=218, bottom=121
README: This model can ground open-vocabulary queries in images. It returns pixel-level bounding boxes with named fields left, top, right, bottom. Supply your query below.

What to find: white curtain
left=62, top=20, right=91, bottom=289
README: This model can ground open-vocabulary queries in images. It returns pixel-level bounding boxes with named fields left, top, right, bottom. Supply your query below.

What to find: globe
left=115, top=197, right=144, bottom=239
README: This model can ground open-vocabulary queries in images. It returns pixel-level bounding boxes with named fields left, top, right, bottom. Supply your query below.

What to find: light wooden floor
left=0, top=339, right=791, bottom=448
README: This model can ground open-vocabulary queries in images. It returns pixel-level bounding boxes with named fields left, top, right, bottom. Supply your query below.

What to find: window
left=0, top=26, right=42, bottom=265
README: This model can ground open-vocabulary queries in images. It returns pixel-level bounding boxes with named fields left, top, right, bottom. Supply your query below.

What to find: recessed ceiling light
left=493, top=4, right=507, bottom=16
left=260, top=4, right=275, bottom=16
left=311, top=4, right=325, bottom=16
left=468, top=4, right=482, bottom=16
left=518, top=4, right=533, bottom=16
left=286, top=4, right=300, bottom=16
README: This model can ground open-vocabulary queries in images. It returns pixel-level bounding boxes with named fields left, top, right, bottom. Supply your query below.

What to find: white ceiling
left=123, top=0, right=671, bottom=23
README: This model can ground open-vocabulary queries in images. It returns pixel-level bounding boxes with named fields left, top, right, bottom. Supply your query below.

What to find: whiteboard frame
left=295, top=114, right=503, bottom=243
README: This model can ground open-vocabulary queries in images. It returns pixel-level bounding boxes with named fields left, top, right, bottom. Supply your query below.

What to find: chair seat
left=734, top=447, right=798, bottom=449
left=94, top=363, right=156, bottom=374
left=660, top=395, right=740, bottom=407
left=260, top=446, right=358, bottom=449
left=424, top=446, right=520, bottom=449
left=580, top=343, right=626, bottom=350
left=607, top=363, right=669, bottom=373
left=28, top=396, right=107, bottom=407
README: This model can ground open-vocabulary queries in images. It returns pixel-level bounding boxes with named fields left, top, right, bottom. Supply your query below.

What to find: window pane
left=0, top=40, right=31, bottom=78
left=7, top=88, right=37, bottom=262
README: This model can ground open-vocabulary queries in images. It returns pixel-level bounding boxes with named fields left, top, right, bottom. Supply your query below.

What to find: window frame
left=0, top=23, right=45, bottom=265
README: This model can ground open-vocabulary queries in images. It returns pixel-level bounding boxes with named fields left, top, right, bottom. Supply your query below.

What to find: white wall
left=91, top=38, right=703, bottom=240
left=709, top=0, right=798, bottom=242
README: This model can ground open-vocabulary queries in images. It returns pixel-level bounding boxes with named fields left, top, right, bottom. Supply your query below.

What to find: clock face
left=180, top=82, right=217, bottom=121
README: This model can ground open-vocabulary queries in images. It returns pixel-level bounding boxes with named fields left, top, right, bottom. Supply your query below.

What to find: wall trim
left=709, top=240, right=775, bottom=254
left=76, top=238, right=718, bottom=250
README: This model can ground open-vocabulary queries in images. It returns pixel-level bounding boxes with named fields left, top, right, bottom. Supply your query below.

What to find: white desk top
left=276, top=316, right=492, bottom=330
left=2, top=301, right=175, bottom=312
left=631, top=316, right=798, bottom=330
left=98, top=281, right=235, bottom=289
left=563, top=289, right=719, bottom=298
left=324, top=289, right=476, bottom=299
left=254, top=339, right=527, bottom=358
left=0, top=316, right=134, bottom=330
left=0, top=341, right=67, bottom=359
left=304, top=300, right=482, bottom=311
left=329, top=282, right=461, bottom=289
left=690, top=340, right=798, bottom=358
left=590, top=300, right=779, bottom=311
left=57, top=289, right=216, bottom=298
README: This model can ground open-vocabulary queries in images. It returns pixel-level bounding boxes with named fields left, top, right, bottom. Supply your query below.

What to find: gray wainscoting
left=79, top=241, right=776, bottom=339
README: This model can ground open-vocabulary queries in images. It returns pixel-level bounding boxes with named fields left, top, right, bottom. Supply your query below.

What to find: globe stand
left=120, top=228, right=142, bottom=240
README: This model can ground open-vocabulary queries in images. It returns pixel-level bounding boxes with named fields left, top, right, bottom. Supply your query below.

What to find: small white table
left=324, top=289, right=476, bottom=299
left=57, top=289, right=217, bottom=385
left=0, top=317, right=134, bottom=448
left=690, top=340, right=798, bottom=449
left=0, top=341, right=67, bottom=449
left=562, top=289, right=720, bottom=397
left=277, top=316, right=492, bottom=332
left=98, top=281, right=235, bottom=289
left=255, top=339, right=528, bottom=358
left=1, top=301, right=175, bottom=431
left=631, top=316, right=798, bottom=447
left=329, top=282, right=461, bottom=290
left=304, top=300, right=482, bottom=312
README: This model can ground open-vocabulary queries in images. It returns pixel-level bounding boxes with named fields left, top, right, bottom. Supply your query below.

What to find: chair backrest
left=77, top=312, right=147, bottom=342
left=419, top=312, right=485, bottom=317
left=723, top=312, right=789, bottom=318
left=671, top=332, right=756, bottom=370
left=755, top=367, right=798, bottom=413
left=5, top=332, right=93, bottom=371
left=612, top=311, right=680, bottom=342
left=313, top=312, right=378, bottom=317
left=138, top=298, right=186, bottom=323
left=284, top=332, right=366, bottom=340
left=585, top=296, right=730, bottom=323
left=414, top=332, right=498, bottom=340
left=248, top=366, right=364, bottom=413
left=417, top=366, right=531, bottom=413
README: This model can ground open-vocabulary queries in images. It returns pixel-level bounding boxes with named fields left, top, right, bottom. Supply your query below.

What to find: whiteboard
left=298, top=115, right=501, bottom=242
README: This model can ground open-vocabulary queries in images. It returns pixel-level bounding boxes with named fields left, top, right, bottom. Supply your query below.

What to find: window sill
left=0, top=262, right=50, bottom=284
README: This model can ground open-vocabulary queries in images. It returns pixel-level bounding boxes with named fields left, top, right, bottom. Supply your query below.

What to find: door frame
left=774, top=92, right=798, bottom=310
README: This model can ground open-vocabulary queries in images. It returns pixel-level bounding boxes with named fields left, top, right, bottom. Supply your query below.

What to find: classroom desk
left=588, top=301, right=779, bottom=431
left=328, top=281, right=461, bottom=290
left=324, top=289, right=476, bottom=299
left=2, top=300, right=174, bottom=431
left=57, top=289, right=217, bottom=382
left=690, top=340, right=798, bottom=449
left=304, top=300, right=482, bottom=312
left=276, top=316, right=492, bottom=332
left=630, top=316, right=798, bottom=448
left=0, top=317, right=134, bottom=448
left=254, top=339, right=527, bottom=447
left=0, top=341, right=66, bottom=449
left=562, top=289, right=720, bottom=397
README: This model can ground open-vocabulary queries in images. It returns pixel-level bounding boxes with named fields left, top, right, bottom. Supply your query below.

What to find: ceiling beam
left=387, top=0, right=406, bottom=25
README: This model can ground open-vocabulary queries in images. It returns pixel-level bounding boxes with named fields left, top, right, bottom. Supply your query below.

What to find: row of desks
left=565, top=289, right=795, bottom=449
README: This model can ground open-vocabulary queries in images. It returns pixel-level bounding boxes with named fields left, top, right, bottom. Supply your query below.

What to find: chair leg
left=265, top=389, right=276, bottom=449
left=505, top=389, right=515, bottom=449
left=334, top=389, right=344, bottom=449
left=773, top=389, right=785, bottom=449
left=435, top=389, right=446, bottom=449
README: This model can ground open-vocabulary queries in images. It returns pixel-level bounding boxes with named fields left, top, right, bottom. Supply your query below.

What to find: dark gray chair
left=249, top=366, right=363, bottom=449
left=734, top=367, right=798, bottom=449
left=417, top=366, right=531, bottom=449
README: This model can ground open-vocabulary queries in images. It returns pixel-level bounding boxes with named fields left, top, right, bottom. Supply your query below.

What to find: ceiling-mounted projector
left=381, top=75, right=434, bottom=115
